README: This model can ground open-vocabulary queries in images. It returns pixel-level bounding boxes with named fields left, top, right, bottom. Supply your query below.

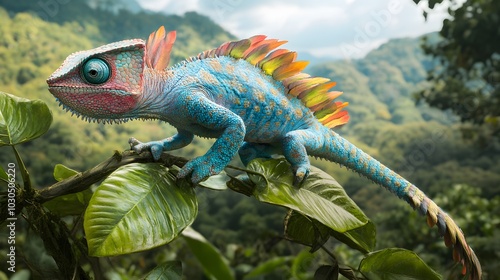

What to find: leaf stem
left=321, top=244, right=338, bottom=265
left=12, top=145, right=32, bottom=193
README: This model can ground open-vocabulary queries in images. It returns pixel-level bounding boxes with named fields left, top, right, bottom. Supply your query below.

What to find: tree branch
left=35, top=150, right=188, bottom=203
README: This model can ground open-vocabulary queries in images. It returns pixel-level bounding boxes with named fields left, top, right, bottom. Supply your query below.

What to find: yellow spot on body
left=254, top=105, right=260, bottom=112
left=295, top=108, right=303, bottom=118
left=286, top=115, right=291, bottom=121
left=229, top=78, right=245, bottom=93
left=343, top=141, right=350, bottom=150
left=269, top=101, right=276, bottom=109
left=395, top=181, right=401, bottom=187
left=256, top=91, right=265, bottom=102
left=199, top=69, right=217, bottom=84
left=225, top=63, right=235, bottom=72
left=256, top=78, right=265, bottom=88
left=210, top=60, right=223, bottom=72
left=244, top=101, right=250, bottom=108
left=271, top=88, right=279, bottom=96
left=234, top=99, right=241, bottom=105
left=275, top=122, right=280, bottom=127
left=277, top=109, right=282, bottom=115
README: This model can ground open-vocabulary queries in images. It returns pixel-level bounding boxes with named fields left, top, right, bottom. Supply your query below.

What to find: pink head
left=47, top=40, right=146, bottom=121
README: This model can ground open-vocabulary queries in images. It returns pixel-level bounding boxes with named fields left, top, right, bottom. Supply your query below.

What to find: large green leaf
left=143, top=261, right=182, bottom=280
left=84, top=163, right=197, bottom=256
left=248, top=158, right=368, bottom=234
left=182, top=227, right=234, bottom=280
left=359, top=248, right=442, bottom=280
left=0, top=91, right=52, bottom=146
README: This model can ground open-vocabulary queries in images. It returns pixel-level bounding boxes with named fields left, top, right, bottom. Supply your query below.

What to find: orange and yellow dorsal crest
left=148, top=26, right=349, bottom=128
left=145, top=26, right=176, bottom=70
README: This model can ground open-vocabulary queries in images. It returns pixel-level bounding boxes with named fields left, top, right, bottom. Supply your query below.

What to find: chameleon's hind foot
left=129, top=137, right=164, bottom=160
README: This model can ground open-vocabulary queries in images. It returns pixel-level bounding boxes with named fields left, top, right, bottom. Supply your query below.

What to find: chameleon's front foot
left=293, top=166, right=310, bottom=187
left=177, top=156, right=224, bottom=184
left=129, top=137, right=164, bottom=160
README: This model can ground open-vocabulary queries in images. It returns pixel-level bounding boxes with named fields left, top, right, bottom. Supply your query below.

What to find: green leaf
left=143, top=261, right=182, bottom=280
left=227, top=174, right=255, bottom=196
left=314, top=265, right=339, bottom=280
left=182, top=227, right=234, bottom=280
left=84, top=163, right=197, bottom=256
left=198, top=171, right=229, bottom=190
left=359, top=248, right=442, bottom=280
left=284, top=210, right=330, bottom=251
left=53, top=164, right=79, bottom=181
left=44, top=189, right=93, bottom=216
left=248, top=158, right=368, bottom=233
left=244, top=256, right=294, bottom=279
left=285, top=210, right=375, bottom=254
left=330, top=220, right=376, bottom=253
left=0, top=91, right=52, bottom=146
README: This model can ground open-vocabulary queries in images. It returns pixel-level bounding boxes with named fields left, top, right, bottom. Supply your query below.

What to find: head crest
left=145, top=26, right=176, bottom=70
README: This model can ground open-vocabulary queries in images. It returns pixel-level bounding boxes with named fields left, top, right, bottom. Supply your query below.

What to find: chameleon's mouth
left=47, top=86, right=140, bottom=123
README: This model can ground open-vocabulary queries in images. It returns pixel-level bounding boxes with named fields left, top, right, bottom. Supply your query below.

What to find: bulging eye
left=82, top=58, right=110, bottom=84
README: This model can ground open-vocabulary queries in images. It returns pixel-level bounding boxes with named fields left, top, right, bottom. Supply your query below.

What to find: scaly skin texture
left=47, top=27, right=481, bottom=279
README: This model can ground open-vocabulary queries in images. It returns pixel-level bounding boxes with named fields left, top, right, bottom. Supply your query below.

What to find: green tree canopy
left=415, top=0, right=500, bottom=137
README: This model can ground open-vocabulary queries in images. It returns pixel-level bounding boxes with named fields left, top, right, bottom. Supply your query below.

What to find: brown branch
left=35, top=150, right=188, bottom=203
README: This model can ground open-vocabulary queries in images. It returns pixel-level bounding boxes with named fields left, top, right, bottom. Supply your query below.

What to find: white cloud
left=139, top=0, right=199, bottom=14
left=136, top=0, right=446, bottom=59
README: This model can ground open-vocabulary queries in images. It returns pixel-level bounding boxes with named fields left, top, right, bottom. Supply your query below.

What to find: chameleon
left=47, top=26, right=481, bottom=279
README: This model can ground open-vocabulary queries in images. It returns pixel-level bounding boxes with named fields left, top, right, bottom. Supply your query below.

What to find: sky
left=137, top=0, right=448, bottom=60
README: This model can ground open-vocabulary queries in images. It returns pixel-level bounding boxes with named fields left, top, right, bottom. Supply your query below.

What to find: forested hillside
left=308, top=37, right=500, bottom=200
left=0, top=1, right=499, bottom=278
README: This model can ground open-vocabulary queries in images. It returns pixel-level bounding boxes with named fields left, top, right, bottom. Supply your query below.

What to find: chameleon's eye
left=82, top=58, right=110, bottom=84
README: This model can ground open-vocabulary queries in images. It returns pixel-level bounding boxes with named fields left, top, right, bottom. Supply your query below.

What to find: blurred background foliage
left=0, top=0, right=498, bottom=278
left=414, top=0, right=500, bottom=140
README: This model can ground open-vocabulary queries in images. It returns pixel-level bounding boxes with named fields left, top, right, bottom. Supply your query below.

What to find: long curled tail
left=312, top=128, right=482, bottom=279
